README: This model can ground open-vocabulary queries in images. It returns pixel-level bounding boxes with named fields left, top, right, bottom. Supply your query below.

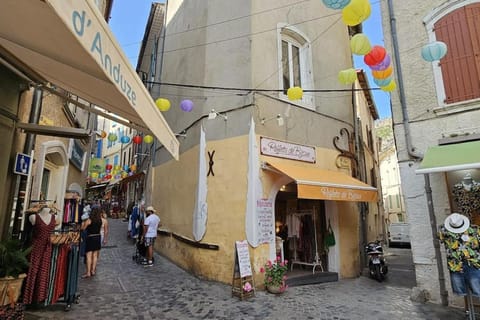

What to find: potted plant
left=0, top=238, right=31, bottom=307
left=259, top=257, right=288, bottom=294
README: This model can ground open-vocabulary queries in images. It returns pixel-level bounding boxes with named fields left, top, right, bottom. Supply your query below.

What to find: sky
left=109, top=0, right=391, bottom=119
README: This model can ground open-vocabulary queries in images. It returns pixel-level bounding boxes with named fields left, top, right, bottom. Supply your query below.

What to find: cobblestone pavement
left=24, top=219, right=466, bottom=320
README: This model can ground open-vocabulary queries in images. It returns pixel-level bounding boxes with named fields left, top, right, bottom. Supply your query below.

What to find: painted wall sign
left=257, top=199, right=274, bottom=244
left=260, top=137, right=316, bottom=163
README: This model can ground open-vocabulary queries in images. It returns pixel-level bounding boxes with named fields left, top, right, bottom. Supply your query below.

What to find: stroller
left=132, top=237, right=147, bottom=264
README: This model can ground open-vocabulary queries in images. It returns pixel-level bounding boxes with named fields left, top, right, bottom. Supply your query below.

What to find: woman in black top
left=81, top=206, right=102, bottom=278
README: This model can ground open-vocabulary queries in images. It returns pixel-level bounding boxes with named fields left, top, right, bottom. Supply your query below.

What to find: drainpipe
left=387, top=0, right=447, bottom=306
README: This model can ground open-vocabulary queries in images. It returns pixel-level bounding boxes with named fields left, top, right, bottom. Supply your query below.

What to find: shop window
left=278, top=25, right=314, bottom=107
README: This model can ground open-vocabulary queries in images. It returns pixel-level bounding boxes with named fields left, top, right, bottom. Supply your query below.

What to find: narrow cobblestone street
left=24, top=219, right=466, bottom=320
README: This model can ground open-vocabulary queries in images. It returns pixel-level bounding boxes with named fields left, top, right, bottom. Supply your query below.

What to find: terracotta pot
left=266, top=284, right=284, bottom=294
left=0, top=274, right=27, bottom=306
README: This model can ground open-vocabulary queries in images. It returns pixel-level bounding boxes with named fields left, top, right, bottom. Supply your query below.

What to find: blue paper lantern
left=373, top=76, right=393, bottom=87
left=322, top=0, right=351, bottom=9
left=120, top=136, right=130, bottom=144
left=421, top=41, right=447, bottom=62
left=180, top=99, right=194, bottom=112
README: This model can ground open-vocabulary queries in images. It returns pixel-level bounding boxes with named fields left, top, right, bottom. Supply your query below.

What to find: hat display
left=146, top=206, right=156, bottom=213
left=444, top=213, right=470, bottom=234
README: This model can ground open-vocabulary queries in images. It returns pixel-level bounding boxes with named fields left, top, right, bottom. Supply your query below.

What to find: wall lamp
left=175, top=130, right=187, bottom=138
left=208, top=109, right=228, bottom=121
left=261, top=114, right=284, bottom=126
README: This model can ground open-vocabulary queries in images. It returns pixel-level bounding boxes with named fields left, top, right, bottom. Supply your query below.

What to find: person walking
left=81, top=206, right=103, bottom=277
left=141, top=206, right=160, bottom=267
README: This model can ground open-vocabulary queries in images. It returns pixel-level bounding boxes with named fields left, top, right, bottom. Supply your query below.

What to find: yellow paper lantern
left=287, top=86, right=303, bottom=101
left=155, top=98, right=171, bottom=112
left=143, top=135, right=154, bottom=144
left=372, top=65, right=393, bottom=79
left=130, top=164, right=137, bottom=172
left=381, top=80, right=396, bottom=92
left=91, top=172, right=99, bottom=179
left=121, top=172, right=128, bottom=178
left=338, top=68, right=358, bottom=85
left=342, top=0, right=371, bottom=26
left=100, top=130, right=107, bottom=139
left=350, top=33, right=371, bottom=55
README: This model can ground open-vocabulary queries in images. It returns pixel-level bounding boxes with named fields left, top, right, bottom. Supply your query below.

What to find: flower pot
left=266, top=284, right=284, bottom=294
left=0, top=274, right=27, bottom=306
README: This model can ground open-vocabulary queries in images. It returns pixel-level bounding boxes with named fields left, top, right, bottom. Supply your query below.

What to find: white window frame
left=277, top=24, right=314, bottom=108
left=423, top=0, right=480, bottom=113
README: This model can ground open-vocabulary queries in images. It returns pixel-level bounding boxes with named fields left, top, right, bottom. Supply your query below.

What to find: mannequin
left=29, top=205, right=61, bottom=226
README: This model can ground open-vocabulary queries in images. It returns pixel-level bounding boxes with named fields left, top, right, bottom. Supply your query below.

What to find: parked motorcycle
left=366, top=241, right=388, bottom=282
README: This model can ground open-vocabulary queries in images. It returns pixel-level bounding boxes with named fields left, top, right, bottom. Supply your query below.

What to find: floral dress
left=438, top=225, right=480, bottom=272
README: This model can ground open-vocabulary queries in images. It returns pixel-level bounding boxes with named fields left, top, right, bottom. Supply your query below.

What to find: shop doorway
left=274, top=182, right=338, bottom=285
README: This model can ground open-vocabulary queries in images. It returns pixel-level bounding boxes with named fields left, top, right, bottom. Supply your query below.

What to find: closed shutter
left=434, top=4, right=480, bottom=104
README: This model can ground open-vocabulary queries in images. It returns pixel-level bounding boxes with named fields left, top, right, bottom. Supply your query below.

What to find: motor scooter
left=365, top=241, right=388, bottom=282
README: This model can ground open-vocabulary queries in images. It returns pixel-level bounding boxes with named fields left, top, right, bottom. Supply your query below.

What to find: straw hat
left=444, top=213, right=470, bottom=234
left=146, top=206, right=156, bottom=213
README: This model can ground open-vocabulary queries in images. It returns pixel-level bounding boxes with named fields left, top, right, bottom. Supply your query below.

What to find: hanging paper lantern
left=287, top=86, right=303, bottom=100
left=107, top=133, right=117, bottom=142
left=100, top=130, right=107, bottom=139
left=121, top=172, right=128, bottom=178
left=130, top=164, right=137, bottom=172
left=381, top=80, right=397, bottom=92
left=114, top=165, right=121, bottom=171
left=132, top=135, right=142, bottom=145
left=128, top=172, right=134, bottom=176
left=342, top=0, right=371, bottom=26
left=372, top=65, right=393, bottom=79
left=322, top=0, right=351, bottom=10
left=350, top=33, right=371, bottom=55
left=180, top=99, right=194, bottom=112
left=105, top=174, right=112, bottom=180
left=155, top=98, right=171, bottom=112
left=105, top=164, right=113, bottom=171
left=373, top=76, right=393, bottom=87
left=364, top=46, right=386, bottom=67
left=120, top=136, right=130, bottom=144
left=123, top=164, right=130, bottom=171
left=91, top=172, right=99, bottom=179
left=143, top=135, right=154, bottom=144
left=421, top=41, right=447, bottom=62
left=338, top=68, right=357, bottom=85
left=370, top=54, right=391, bottom=71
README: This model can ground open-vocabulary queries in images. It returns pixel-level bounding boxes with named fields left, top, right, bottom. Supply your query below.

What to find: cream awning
left=0, top=0, right=179, bottom=159
left=265, top=160, right=378, bottom=202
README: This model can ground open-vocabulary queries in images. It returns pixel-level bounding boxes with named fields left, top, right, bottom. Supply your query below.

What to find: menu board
left=257, top=199, right=274, bottom=244
left=235, top=240, right=253, bottom=277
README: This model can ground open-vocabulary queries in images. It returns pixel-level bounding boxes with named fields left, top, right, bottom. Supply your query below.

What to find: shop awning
left=416, top=141, right=480, bottom=174
left=264, top=160, right=378, bottom=202
left=0, top=0, right=179, bottom=159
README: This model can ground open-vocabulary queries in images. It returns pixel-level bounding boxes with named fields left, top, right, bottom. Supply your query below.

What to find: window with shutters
left=427, top=3, right=480, bottom=105
left=277, top=25, right=314, bottom=108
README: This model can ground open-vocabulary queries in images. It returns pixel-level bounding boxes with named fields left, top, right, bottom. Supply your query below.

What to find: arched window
left=278, top=25, right=314, bottom=107
left=424, top=1, right=480, bottom=106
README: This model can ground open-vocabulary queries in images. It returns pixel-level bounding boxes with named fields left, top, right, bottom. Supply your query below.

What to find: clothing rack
left=289, top=208, right=323, bottom=274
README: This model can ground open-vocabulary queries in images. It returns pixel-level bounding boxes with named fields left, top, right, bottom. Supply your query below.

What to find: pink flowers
left=243, top=281, right=253, bottom=292
left=260, top=258, right=289, bottom=290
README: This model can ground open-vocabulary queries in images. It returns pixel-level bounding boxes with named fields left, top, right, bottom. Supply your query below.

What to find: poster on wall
left=257, top=199, right=274, bottom=244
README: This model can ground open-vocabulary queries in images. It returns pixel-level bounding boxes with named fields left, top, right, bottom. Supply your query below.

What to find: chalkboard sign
left=235, top=240, right=252, bottom=278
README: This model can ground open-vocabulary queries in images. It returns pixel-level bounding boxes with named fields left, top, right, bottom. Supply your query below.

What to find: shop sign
left=234, top=240, right=253, bottom=277
left=260, top=137, right=315, bottom=163
left=257, top=199, right=274, bottom=244
left=70, top=140, right=85, bottom=171
left=14, top=153, right=31, bottom=176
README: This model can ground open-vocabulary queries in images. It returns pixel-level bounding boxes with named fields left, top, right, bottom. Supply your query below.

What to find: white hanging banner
left=193, top=126, right=208, bottom=241
left=245, top=118, right=262, bottom=247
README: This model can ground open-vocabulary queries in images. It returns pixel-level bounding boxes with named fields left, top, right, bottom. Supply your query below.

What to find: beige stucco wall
left=153, top=133, right=362, bottom=284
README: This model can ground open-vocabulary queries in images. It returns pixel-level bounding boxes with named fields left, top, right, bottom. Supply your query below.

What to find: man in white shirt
left=142, top=206, right=161, bottom=267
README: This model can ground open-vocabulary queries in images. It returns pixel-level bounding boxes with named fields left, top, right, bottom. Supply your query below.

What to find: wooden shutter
left=434, top=4, right=480, bottom=104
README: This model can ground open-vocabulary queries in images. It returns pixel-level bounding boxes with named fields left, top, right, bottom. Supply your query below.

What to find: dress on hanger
left=23, top=213, right=56, bottom=304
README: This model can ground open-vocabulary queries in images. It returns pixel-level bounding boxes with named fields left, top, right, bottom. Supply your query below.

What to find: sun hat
left=444, top=213, right=470, bottom=234
left=146, top=206, right=156, bottom=213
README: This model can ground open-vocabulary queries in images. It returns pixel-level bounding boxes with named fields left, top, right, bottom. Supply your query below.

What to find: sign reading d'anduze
left=260, top=137, right=316, bottom=163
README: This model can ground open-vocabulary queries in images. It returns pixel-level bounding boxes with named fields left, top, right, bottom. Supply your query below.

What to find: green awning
left=416, top=141, right=480, bottom=174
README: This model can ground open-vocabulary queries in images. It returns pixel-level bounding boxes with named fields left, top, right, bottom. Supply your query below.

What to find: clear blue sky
left=109, top=0, right=391, bottom=119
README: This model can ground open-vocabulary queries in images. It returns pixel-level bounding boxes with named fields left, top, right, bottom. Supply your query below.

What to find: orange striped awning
left=265, top=160, right=378, bottom=202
